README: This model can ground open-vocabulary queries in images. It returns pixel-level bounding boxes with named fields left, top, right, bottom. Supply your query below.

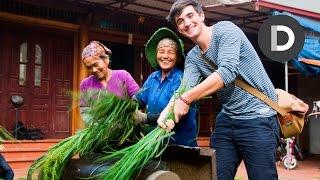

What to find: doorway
left=0, top=25, right=73, bottom=138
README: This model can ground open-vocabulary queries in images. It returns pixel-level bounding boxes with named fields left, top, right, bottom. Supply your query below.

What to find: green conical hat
left=145, top=27, right=185, bottom=69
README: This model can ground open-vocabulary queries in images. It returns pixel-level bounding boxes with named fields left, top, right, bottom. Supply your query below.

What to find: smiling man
left=156, top=0, right=281, bottom=179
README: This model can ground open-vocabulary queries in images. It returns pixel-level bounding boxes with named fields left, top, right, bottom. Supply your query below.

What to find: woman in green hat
left=134, top=27, right=198, bottom=147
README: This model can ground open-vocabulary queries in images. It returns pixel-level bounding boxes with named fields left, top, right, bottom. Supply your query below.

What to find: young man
left=157, top=0, right=280, bottom=179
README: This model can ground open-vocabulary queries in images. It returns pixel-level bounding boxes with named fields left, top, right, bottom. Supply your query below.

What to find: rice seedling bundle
left=96, top=127, right=174, bottom=180
left=95, top=85, right=188, bottom=180
left=27, top=91, right=139, bottom=180
left=0, top=125, right=15, bottom=140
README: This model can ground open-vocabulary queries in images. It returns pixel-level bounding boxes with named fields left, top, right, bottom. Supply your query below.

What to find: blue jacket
left=135, top=67, right=198, bottom=147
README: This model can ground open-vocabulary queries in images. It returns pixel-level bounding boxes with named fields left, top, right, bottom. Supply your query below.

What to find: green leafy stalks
left=0, top=125, right=15, bottom=140
left=28, top=134, right=86, bottom=180
left=95, top=85, right=188, bottom=180
left=96, top=121, right=174, bottom=180
left=27, top=91, right=139, bottom=180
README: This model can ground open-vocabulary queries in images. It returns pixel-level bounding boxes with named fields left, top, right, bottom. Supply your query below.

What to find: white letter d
left=271, top=25, right=295, bottom=51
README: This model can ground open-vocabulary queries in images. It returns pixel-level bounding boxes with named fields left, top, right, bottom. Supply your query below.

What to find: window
left=19, top=42, right=28, bottom=86
left=34, top=44, right=42, bottom=87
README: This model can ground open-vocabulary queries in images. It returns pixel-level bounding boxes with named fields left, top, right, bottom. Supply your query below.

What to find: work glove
left=133, top=110, right=147, bottom=125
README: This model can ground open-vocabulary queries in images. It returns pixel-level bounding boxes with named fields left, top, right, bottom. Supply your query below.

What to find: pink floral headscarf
left=81, top=41, right=112, bottom=60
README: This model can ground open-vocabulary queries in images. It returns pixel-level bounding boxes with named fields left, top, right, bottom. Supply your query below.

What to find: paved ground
left=236, top=156, right=320, bottom=180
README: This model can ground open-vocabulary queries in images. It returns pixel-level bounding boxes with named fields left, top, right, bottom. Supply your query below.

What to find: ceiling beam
left=237, top=7, right=269, bottom=15
left=103, top=5, right=167, bottom=21
left=256, top=1, right=320, bottom=20
left=120, top=0, right=137, bottom=9
left=242, top=17, right=268, bottom=25
left=130, top=2, right=169, bottom=13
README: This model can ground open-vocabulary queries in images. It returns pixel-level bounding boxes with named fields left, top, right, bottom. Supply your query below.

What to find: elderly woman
left=80, top=41, right=140, bottom=124
left=134, top=28, right=198, bottom=147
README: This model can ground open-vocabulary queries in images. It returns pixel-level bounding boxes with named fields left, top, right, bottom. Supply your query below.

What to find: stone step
left=1, top=139, right=61, bottom=179
left=2, top=139, right=60, bottom=149
left=2, top=151, right=46, bottom=162
left=8, top=161, right=33, bottom=171
left=197, top=137, right=210, bottom=147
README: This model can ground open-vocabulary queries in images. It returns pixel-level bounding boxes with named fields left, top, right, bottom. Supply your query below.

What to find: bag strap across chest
left=202, top=57, right=287, bottom=116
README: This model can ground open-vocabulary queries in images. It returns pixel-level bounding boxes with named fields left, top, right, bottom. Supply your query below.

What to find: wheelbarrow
left=62, top=145, right=217, bottom=180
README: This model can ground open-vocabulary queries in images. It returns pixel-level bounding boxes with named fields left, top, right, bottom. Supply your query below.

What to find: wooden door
left=0, top=31, right=8, bottom=127
left=1, top=30, right=31, bottom=133
left=0, top=26, right=73, bottom=138
left=29, top=36, right=51, bottom=136
left=50, top=36, right=73, bottom=138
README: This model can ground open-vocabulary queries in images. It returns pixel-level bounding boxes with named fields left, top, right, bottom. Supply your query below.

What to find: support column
left=71, top=21, right=89, bottom=134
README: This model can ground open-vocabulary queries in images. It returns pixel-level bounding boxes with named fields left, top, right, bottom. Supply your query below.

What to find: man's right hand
left=157, top=110, right=167, bottom=129
left=157, top=105, right=175, bottom=132
left=157, top=115, right=175, bottom=132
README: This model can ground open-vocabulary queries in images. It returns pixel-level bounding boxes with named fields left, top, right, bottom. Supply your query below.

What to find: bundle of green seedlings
left=0, top=125, right=15, bottom=140
left=95, top=116, right=174, bottom=180
left=94, top=86, right=188, bottom=180
left=27, top=90, right=140, bottom=180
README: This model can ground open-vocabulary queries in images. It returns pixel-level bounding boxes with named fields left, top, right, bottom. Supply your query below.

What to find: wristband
left=179, top=96, right=191, bottom=106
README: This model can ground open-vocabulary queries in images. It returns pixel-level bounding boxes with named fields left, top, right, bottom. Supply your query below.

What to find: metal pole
left=284, top=62, right=293, bottom=149
left=15, top=107, right=18, bottom=139
left=285, top=62, right=288, bottom=92
left=284, top=62, right=300, bottom=149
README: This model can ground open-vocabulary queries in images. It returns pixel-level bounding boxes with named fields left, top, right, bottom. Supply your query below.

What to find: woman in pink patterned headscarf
left=80, top=41, right=140, bottom=124
left=81, top=41, right=113, bottom=87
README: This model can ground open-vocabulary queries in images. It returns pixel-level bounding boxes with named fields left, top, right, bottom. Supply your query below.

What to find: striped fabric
left=182, top=21, right=277, bottom=119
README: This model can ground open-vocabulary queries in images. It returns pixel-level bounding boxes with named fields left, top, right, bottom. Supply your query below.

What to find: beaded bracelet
left=179, top=96, right=191, bottom=106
